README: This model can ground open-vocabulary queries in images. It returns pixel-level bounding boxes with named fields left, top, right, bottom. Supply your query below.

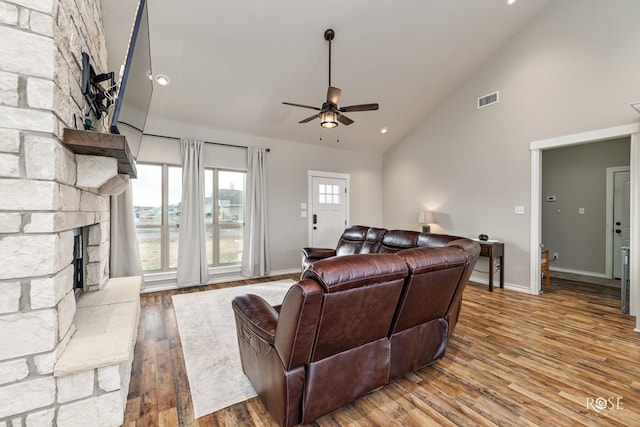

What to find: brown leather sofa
left=302, top=225, right=480, bottom=336
left=232, top=226, right=480, bottom=426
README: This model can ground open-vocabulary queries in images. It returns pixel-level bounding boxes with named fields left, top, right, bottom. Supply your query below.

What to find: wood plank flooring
left=124, top=275, right=640, bottom=426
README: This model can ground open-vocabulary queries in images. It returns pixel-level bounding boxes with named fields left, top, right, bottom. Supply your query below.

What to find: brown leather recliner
left=233, top=228, right=480, bottom=426
left=232, top=253, right=408, bottom=427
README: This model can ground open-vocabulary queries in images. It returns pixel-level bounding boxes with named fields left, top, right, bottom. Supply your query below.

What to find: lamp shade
left=418, top=210, right=435, bottom=224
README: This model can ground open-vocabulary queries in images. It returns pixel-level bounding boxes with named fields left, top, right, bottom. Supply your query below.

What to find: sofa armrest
left=302, top=247, right=337, bottom=259
left=232, top=294, right=279, bottom=345
left=302, top=247, right=338, bottom=272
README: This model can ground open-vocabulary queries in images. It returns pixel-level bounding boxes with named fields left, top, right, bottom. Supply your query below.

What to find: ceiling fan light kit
left=320, top=111, right=338, bottom=128
left=282, top=29, right=379, bottom=128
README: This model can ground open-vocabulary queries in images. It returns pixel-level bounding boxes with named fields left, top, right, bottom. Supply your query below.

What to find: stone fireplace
left=0, top=0, right=140, bottom=425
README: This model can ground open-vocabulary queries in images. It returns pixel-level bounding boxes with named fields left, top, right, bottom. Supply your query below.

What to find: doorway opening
left=540, top=139, right=629, bottom=282
left=529, top=123, right=640, bottom=331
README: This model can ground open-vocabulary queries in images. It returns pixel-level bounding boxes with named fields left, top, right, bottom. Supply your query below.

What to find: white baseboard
left=549, top=266, right=608, bottom=279
left=469, top=273, right=530, bottom=294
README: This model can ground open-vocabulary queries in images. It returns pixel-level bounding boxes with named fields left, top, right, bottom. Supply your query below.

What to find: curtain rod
left=142, top=132, right=271, bottom=152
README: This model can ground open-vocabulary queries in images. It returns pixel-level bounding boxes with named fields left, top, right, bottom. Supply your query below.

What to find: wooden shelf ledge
left=62, top=128, right=137, bottom=178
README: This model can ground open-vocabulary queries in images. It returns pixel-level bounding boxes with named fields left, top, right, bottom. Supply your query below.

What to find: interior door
left=612, top=170, right=631, bottom=279
left=311, top=176, right=348, bottom=248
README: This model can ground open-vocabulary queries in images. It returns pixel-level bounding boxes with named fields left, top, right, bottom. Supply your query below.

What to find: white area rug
left=172, top=279, right=295, bottom=418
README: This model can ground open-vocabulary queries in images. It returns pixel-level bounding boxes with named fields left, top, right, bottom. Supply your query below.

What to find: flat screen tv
left=108, top=0, right=152, bottom=159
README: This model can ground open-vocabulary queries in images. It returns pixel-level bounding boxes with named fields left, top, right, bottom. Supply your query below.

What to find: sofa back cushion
left=303, top=253, right=407, bottom=361
left=379, top=230, right=421, bottom=253
left=361, top=227, right=387, bottom=253
left=390, top=246, right=468, bottom=334
left=417, top=233, right=466, bottom=247
left=334, top=225, right=368, bottom=256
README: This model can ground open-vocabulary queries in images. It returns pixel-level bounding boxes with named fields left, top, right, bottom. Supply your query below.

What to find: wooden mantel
left=62, top=128, right=137, bottom=178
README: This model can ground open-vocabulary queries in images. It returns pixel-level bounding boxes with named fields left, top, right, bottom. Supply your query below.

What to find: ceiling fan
left=282, top=29, right=379, bottom=128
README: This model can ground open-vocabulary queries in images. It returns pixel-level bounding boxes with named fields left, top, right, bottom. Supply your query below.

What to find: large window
left=132, top=163, right=182, bottom=272
left=205, top=169, right=245, bottom=266
left=132, top=163, right=245, bottom=272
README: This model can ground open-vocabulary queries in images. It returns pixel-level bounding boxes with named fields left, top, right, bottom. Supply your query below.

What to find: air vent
left=477, top=91, right=499, bottom=109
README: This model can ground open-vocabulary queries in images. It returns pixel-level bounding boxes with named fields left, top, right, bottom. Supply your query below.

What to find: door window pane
left=318, top=183, right=340, bottom=205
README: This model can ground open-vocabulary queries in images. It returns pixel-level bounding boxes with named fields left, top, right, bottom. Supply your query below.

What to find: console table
left=478, top=241, right=504, bottom=292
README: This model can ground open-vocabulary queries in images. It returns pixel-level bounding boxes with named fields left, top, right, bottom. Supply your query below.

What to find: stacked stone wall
left=0, top=0, right=129, bottom=425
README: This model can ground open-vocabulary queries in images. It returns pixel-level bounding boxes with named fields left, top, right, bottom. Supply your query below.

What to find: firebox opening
left=73, top=227, right=87, bottom=298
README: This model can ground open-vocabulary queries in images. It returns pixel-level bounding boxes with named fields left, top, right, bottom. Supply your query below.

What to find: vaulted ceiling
left=102, top=0, right=550, bottom=154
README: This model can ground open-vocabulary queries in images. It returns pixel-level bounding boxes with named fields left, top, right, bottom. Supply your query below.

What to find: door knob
left=616, top=229, right=622, bottom=234
left=616, top=221, right=622, bottom=226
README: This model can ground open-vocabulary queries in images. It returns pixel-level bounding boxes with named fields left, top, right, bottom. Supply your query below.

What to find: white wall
left=383, top=0, right=640, bottom=288
left=141, top=116, right=383, bottom=273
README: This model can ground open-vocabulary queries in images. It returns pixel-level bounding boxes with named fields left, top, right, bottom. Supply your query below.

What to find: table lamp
left=418, top=210, right=435, bottom=233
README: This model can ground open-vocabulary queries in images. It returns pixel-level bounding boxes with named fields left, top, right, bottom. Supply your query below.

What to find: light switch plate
left=515, top=206, right=525, bottom=215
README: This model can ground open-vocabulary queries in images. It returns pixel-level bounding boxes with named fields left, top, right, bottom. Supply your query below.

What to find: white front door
left=613, top=170, right=631, bottom=279
left=309, top=174, right=349, bottom=248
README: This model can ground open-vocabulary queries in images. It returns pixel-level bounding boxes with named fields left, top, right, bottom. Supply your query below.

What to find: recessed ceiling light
left=506, top=0, right=517, bottom=5
left=380, top=127, right=389, bottom=134
left=155, top=74, right=170, bottom=86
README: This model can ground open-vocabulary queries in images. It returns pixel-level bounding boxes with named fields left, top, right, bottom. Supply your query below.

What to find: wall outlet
left=553, top=252, right=559, bottom=260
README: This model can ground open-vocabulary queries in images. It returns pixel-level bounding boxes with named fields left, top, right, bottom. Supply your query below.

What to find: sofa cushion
left=390, top=246, right=468, bottom=333
left=335, top=225, right=369, bottom=256
left=379, top=230, right=421, bottom=252
left=361, top=227, right=387, bottom=253
left=303, top=254, right=407, bottom=361
left=303, top=253, right=407, bottom=293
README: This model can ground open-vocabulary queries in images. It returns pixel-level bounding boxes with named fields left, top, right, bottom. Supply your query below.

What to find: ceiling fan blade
left=283, top=101, right=321, bottom=111
left=299, top=114, right=319, bottom=124
left=327, top=86, right=341, bottom=105
left=339, top=103, right=379, bottom=112
left=337, top=113, right=354, bottom=125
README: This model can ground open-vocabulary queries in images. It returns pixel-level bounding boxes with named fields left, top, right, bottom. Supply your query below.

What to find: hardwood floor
left=124, top=275, right=640, bottom=426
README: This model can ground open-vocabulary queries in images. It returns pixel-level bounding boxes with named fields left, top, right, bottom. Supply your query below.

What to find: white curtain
left=241, top=147, right=270, bottom=277
left=110, top=179, right=143, bottom=279
left=177, top=139, right=209, bottom=286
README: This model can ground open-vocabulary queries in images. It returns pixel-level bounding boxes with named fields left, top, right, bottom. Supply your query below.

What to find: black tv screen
left=108, top=0, right=152, bottom=159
